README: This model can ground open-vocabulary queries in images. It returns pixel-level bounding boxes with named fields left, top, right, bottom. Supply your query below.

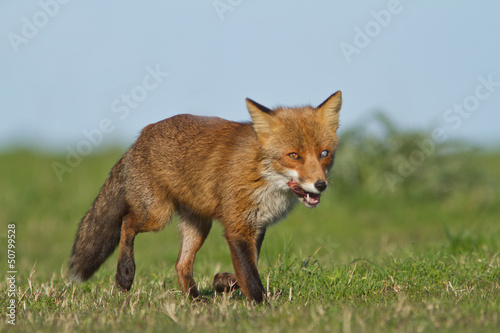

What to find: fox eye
left=288, top=152, right=301, bottom=160
left=320, top=150, right=329, bottom=158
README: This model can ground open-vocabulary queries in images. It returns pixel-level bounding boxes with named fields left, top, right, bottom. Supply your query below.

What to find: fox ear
left=316, top=91, right=342, bottom=129
left=246, top=98, right=275, bottom=139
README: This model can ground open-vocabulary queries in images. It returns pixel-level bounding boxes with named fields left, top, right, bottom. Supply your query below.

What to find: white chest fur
left=251, top=172, right=298, bottom=228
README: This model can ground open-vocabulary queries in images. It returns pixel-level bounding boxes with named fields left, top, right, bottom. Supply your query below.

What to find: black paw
left=115, top=258, right=135, bottom=291
left=213, top=272, right=239, bottom=293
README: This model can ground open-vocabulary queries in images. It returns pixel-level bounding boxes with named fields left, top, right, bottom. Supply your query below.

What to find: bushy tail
left=69, top=157, right=128, bottom=282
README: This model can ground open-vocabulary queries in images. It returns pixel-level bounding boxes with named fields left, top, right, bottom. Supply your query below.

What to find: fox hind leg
left=176, top=208, right=212, bottom=299
left=115, top=199, right=175, bottom=291
left=115, top=212, right=139, bottom=290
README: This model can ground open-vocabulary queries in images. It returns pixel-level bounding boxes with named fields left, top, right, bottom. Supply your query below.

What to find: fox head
left=246, top=91, right=342, bottom=208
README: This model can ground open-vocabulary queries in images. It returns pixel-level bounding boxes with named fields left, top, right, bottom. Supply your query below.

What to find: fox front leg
left=216, top=228, right=267, bottom=302
left=213, top=229, right=266, bottom=294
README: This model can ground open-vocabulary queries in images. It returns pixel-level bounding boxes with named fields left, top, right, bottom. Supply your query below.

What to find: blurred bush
left=333, top=112, right=498, bottom=208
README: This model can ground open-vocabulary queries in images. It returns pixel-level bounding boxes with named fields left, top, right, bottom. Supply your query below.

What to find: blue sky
left=1, top=1, right=499, bottom=152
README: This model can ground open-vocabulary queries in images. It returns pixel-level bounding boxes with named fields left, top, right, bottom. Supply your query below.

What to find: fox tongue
left=306, top=193, right=320, bottom=206
left=287, top=180, right=321, bottom=207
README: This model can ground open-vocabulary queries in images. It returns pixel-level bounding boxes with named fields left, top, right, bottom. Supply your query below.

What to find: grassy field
left=1, top=119, right=499, bottom=332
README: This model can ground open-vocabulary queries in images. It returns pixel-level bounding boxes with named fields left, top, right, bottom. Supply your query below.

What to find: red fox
left=69, top=91, right=342, bottom=303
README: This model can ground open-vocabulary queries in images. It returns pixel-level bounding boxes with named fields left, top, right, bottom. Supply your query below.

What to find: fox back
left=127, top=92, right=340, bottom=226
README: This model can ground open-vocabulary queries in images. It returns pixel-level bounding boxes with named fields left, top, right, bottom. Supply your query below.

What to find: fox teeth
left=306, top=193, right=310, bottom=202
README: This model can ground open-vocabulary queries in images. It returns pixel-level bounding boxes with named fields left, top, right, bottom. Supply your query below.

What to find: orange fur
left=69, top=92, right=342, bottom=303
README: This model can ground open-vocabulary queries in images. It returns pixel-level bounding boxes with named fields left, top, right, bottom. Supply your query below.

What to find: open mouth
left=287, top=180, right=321, bottom=208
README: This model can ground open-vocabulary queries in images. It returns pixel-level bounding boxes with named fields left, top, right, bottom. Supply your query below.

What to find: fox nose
left=314, top=180, right=327, bottom=192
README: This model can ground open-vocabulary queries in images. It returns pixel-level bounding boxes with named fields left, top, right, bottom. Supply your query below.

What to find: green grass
left=1, top=120, right=499, bottom=332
